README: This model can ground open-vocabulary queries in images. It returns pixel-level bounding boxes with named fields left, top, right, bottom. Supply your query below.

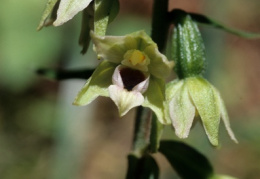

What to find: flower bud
left=172, top=14, right=206, bottom=78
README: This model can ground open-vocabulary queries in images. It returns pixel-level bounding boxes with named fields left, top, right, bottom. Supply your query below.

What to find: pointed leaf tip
left=189, top=12, right=260, bottom=39
left=54, top=0, right=93, bottom=26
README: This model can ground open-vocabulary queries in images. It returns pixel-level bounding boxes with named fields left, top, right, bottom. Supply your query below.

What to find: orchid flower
left=165, top=77, right=238, bottom=146
left=74, top=31, right=173, bottom=124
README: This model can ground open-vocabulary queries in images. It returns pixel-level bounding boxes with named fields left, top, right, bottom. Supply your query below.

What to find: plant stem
left=131, top=107, right=152, bottom=158
left=151, top=0, right=170, bottom=52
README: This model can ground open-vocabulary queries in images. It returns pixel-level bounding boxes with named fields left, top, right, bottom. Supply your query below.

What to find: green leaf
left=159, top=140, right=214, bottom=179
left=190, top=12, right=260, bottom=38
left=142, top=77, right=170, bottom=125
left=54, top=0, right=93, bottom=26
left=79, top=8, right=92, bottom=54
left=73, top=61, right=116, bottom=106
left=186, top=77, right=220, bottom=146
left=170, top=9, right=260, bottom=38
left=126, top=154, right=159, bottom=179
left=94, top=0, right=119, bottom=36
left=37, top=0, right=59, bottom=30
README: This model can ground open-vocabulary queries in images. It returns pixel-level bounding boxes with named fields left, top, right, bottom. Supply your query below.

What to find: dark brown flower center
left=119, top=68, right=146, bottom=91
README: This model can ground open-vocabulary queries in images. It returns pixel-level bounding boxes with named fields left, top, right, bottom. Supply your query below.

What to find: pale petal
left=165, top=79, right=184, bottom=121
left=143, top=77, right=170, bottom=124
left=187, top=77, right=220, bottom=146
left=167, top=82, right=195, bottom=138
left=73, top=61, right=116, bottom=105
left=124, top=36, right=138, bottom=49
left=109, top=85, right=144, bottom=117
left=144, top=45, right=174, bottom=79
left=214, top=88, right=238, bottom=143
left=128, top=31, right=155, bottom=50
left=91, top=31, right=126, bottom=63
left=165, top=79, right=184, bottom=100
left=54, top=0, right=93, bottom=26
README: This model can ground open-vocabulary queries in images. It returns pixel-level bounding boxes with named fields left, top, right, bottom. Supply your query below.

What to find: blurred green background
left=0, top=0, right=260, bottom=178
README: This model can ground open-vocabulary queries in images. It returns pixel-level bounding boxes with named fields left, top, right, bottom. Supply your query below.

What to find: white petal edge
left=109, top=85, right=144, bottom=117
left=112, top=65, right=124, bottom=88
left=132, top=75, right=150, bottom=94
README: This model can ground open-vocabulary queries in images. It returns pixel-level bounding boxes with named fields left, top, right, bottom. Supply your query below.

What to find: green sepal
left=172, top=13, right=206, bottom=78
left=37, top=0, right=59, bottom=30
left=73, top=61, right=117, bottom=106
left=167, top=80, right=196, bottom=138
left=186, top=77, right=220, bottom=146
left=159, top=140, right=214, bottom=179
left=126, top=154, right=159, bottom=179
left=142, top=77, right=170, bottom=125
left=94, top=0, right=119, bottom=36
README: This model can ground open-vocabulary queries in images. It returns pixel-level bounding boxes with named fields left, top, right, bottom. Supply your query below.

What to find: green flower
left=74, top=31, right=173, bottom=124
left=165, top=76, right=238, bottom=146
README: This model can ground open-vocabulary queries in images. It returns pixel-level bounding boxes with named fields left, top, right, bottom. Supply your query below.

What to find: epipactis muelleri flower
left=166, top=13, right=237, bottom=146
left=166, top=77, right=238, bottom=146
left=74, top=31, right=173, bottom=124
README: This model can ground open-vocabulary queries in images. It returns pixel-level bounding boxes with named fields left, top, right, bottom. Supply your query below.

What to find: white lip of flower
left=109, top=65, right=150, bottom=116
left=73, top=30, right=173, bottom=124
left=109, top=50, right=150, bottom=116
left=166, top=76, right=238, bottom=146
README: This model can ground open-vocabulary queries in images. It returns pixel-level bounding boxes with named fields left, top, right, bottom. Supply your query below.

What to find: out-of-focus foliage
left=0, top=0, right=63, bottom=92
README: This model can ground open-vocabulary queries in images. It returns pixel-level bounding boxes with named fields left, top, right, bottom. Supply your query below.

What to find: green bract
left=74, top=31, right=173, bottom=124
left=165, top=76, right=238, bottom=146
